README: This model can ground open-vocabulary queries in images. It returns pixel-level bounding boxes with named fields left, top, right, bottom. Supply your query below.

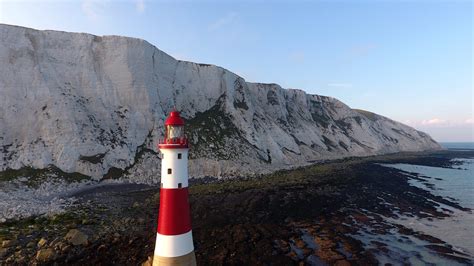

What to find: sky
left=0, top=0, right=472, bottom=142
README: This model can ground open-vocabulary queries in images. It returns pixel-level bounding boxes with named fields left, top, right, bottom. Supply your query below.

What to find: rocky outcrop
left=0, top=24, right=441, bottom=180
left=64, top=229, right=88, bottom=246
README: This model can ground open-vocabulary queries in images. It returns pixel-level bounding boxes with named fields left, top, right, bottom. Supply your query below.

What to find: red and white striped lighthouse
left=153, top=111, right=196, bottom=266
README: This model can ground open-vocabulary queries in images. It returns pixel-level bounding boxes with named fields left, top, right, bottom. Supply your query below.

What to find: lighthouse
left=153, top=110, right=196, bottom=266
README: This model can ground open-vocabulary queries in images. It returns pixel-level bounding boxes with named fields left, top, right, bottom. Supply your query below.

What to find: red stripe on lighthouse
left=158, top=188, right=192, bottom=235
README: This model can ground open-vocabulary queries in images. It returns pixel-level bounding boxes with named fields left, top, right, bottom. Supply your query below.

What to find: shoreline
left=1, top=150, right=473, bottom=265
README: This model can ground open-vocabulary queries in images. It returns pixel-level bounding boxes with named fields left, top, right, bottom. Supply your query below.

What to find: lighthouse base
left=153, top=251, right=196, bottom=266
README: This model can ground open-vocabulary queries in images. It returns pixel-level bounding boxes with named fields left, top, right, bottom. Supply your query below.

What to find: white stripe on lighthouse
left=154, top=230, right=195, bottom=257
left=161, top=148, right=189, bottom=189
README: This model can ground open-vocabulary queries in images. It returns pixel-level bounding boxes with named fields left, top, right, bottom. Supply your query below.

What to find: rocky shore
left=1, top=150, right=473, bottom=265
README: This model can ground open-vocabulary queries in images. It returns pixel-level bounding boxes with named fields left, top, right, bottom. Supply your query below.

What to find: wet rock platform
left=1, top=150, right=473, bottom=265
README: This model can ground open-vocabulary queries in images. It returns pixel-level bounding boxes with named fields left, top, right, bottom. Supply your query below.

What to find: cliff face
left=0, top=24, right=441, bottom=180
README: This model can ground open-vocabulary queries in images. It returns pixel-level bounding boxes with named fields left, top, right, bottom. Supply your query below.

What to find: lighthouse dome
left=165, top=111, right=185, bottom=126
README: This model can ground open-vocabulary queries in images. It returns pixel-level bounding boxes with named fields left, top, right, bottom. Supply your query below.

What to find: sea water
left=441, top=142, right=474, bottom=150
left=381, top=157, right=474, bottom=259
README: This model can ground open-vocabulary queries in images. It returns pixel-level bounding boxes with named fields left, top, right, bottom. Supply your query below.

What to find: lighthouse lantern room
left=162, top=111, right=186, bottom=145
left=153, top=110, right=196, bottom=266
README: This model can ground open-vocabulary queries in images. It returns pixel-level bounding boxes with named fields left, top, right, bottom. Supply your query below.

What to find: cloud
left=406, top=118, right=474, bottom=128
left=421, top=118, right=446, bottom=125
left=134, top=0, right=145, bottom=13
left=82, top=0, right=108, bottom=21
left=327, top=83, right=352, bottom=88
left=208, top=12, right=238, bottom=31
left=405, top=118, right=474, bottom=141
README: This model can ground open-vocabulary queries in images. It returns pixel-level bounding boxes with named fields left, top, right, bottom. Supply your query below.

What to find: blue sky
left=0, top=0, right=472, bottom=141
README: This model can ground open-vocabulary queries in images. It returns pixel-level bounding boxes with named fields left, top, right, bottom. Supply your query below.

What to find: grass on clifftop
left=354, top=109, right=378, bottom=122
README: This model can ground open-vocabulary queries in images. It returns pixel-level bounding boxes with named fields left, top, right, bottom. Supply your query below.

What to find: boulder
left=36, top=248, right=56, bottom=262
left=334, top=260, right=351, bottom=266
left=37, top=238, right=48, bottom=248
left=141, top=256, right=153, bottom=266
left=64, top=229, right=88, bottom=246
left=1, top=240, right=17, bottom=248
left=0, top=247, right=9, bottom=258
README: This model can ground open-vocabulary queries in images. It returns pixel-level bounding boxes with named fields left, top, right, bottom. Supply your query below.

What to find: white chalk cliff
left=0, top=24, right=441, bottom=180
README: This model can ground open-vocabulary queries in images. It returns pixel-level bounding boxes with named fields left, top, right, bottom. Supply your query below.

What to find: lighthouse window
left=168, top=168, right=172, bottom=175
left=178, top=183, right=182, bottom=188
left=167, top=125, right=184, bottom=141
left=178, top=153, right=182, bottom=159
